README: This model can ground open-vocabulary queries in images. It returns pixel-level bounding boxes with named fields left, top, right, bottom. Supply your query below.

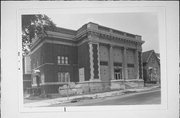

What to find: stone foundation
left=124, top=79, right=144, bottom=89
left=31, top=79, right=144, bottom=96
left=110, top=81, right=125, bottom=90
left=57, top=79, right=144, bottom=96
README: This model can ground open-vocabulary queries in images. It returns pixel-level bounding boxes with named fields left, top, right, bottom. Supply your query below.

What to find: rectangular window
left=127, top=64, right=134, bottom=67
left=61, top=56, right=64, bottom=64
left=65, top=56, right=68, bottom=64
left=57, top=56, right=61, bottom=64
left=57, top=56, right=69, bottom=65
left=114, top=62, right=122, bottom=67
left=57, top=72, right=70, bottom=82
left=100, top=61, right=108, bottom=66
left=65, top=72, right=70, bottom=82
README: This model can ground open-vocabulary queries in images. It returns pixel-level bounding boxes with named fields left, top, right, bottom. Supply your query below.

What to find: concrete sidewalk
left=24, top=86, right=160, bottom=107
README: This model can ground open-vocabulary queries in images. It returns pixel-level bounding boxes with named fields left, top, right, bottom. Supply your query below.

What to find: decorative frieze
left=92, top=44, right=99, bottom=79
left=89, top=42, right=100, bottom=80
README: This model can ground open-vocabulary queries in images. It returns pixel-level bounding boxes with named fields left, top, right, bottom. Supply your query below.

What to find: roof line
left=146, top=50, right=154, bottom=63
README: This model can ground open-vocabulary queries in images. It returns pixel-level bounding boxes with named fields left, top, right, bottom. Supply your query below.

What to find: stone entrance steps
left=125, top=82, right=139, bottom=89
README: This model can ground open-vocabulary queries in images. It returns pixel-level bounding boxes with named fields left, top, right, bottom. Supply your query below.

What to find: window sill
left=57, top=64, right=70, bottom=66
left=124, top=79, right=144, bottom=82
left=111, top=79, right=124, bottom=82
left=78, top=79, right=101, bottom=83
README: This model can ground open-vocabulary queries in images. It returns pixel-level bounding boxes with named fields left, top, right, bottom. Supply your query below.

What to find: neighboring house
left=30, top=22, right=144, bottom=94
left=23, top=55, right=32, bottom=93
left=142, top=50, right=160, bottom=84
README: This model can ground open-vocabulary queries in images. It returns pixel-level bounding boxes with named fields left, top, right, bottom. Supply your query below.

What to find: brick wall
left=31, top=42, right=79, bottom=85
left=44, top=43, right=78, bottom=82
left=78, top=42, right=90, bottom=81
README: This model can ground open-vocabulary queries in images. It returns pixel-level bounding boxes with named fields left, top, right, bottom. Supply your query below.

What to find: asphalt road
left=49, top=90, right=161, bottom=106
left=81, top=90, right=161, bottom=106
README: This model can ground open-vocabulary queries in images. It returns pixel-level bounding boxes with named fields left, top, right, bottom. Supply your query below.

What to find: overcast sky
left=47, top=13, right=159, bottom=53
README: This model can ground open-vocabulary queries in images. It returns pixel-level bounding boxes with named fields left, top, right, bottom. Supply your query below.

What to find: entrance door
left=114, top=68, right=123, bottom=80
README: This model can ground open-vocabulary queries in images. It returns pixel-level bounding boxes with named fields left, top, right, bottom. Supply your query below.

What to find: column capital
left=88, top=41, right=99, bottom=45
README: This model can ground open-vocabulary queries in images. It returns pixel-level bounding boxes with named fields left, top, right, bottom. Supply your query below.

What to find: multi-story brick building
left=30, top=22, right=144, bottom=94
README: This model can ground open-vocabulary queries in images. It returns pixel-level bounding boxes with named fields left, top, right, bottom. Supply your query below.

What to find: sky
left=47, top=13, right=159, bottom=53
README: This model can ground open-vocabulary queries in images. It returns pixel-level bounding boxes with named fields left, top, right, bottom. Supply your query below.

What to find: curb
left=24, top=86, right=160, bottom=107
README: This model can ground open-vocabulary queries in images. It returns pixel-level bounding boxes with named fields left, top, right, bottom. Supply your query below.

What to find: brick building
left=30, top=22, right=144, bottom=94
left=142, top=50, right=160, bottom=84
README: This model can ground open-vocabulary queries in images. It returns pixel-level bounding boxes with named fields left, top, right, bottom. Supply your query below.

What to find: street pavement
left=82, top=90, right=160, bottom=106
left=24, top=86, right=160, bottom=107
left=49, top=89, right=160, bottom=106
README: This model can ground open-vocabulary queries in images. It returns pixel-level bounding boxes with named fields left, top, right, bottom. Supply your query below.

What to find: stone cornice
left=45, top=28, right=144, bottom=45
left=87, top=29, right=144, bottom=45
left=30, top=23, right=144, bottom=52
left=46, top=31, right=75, bottom=41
